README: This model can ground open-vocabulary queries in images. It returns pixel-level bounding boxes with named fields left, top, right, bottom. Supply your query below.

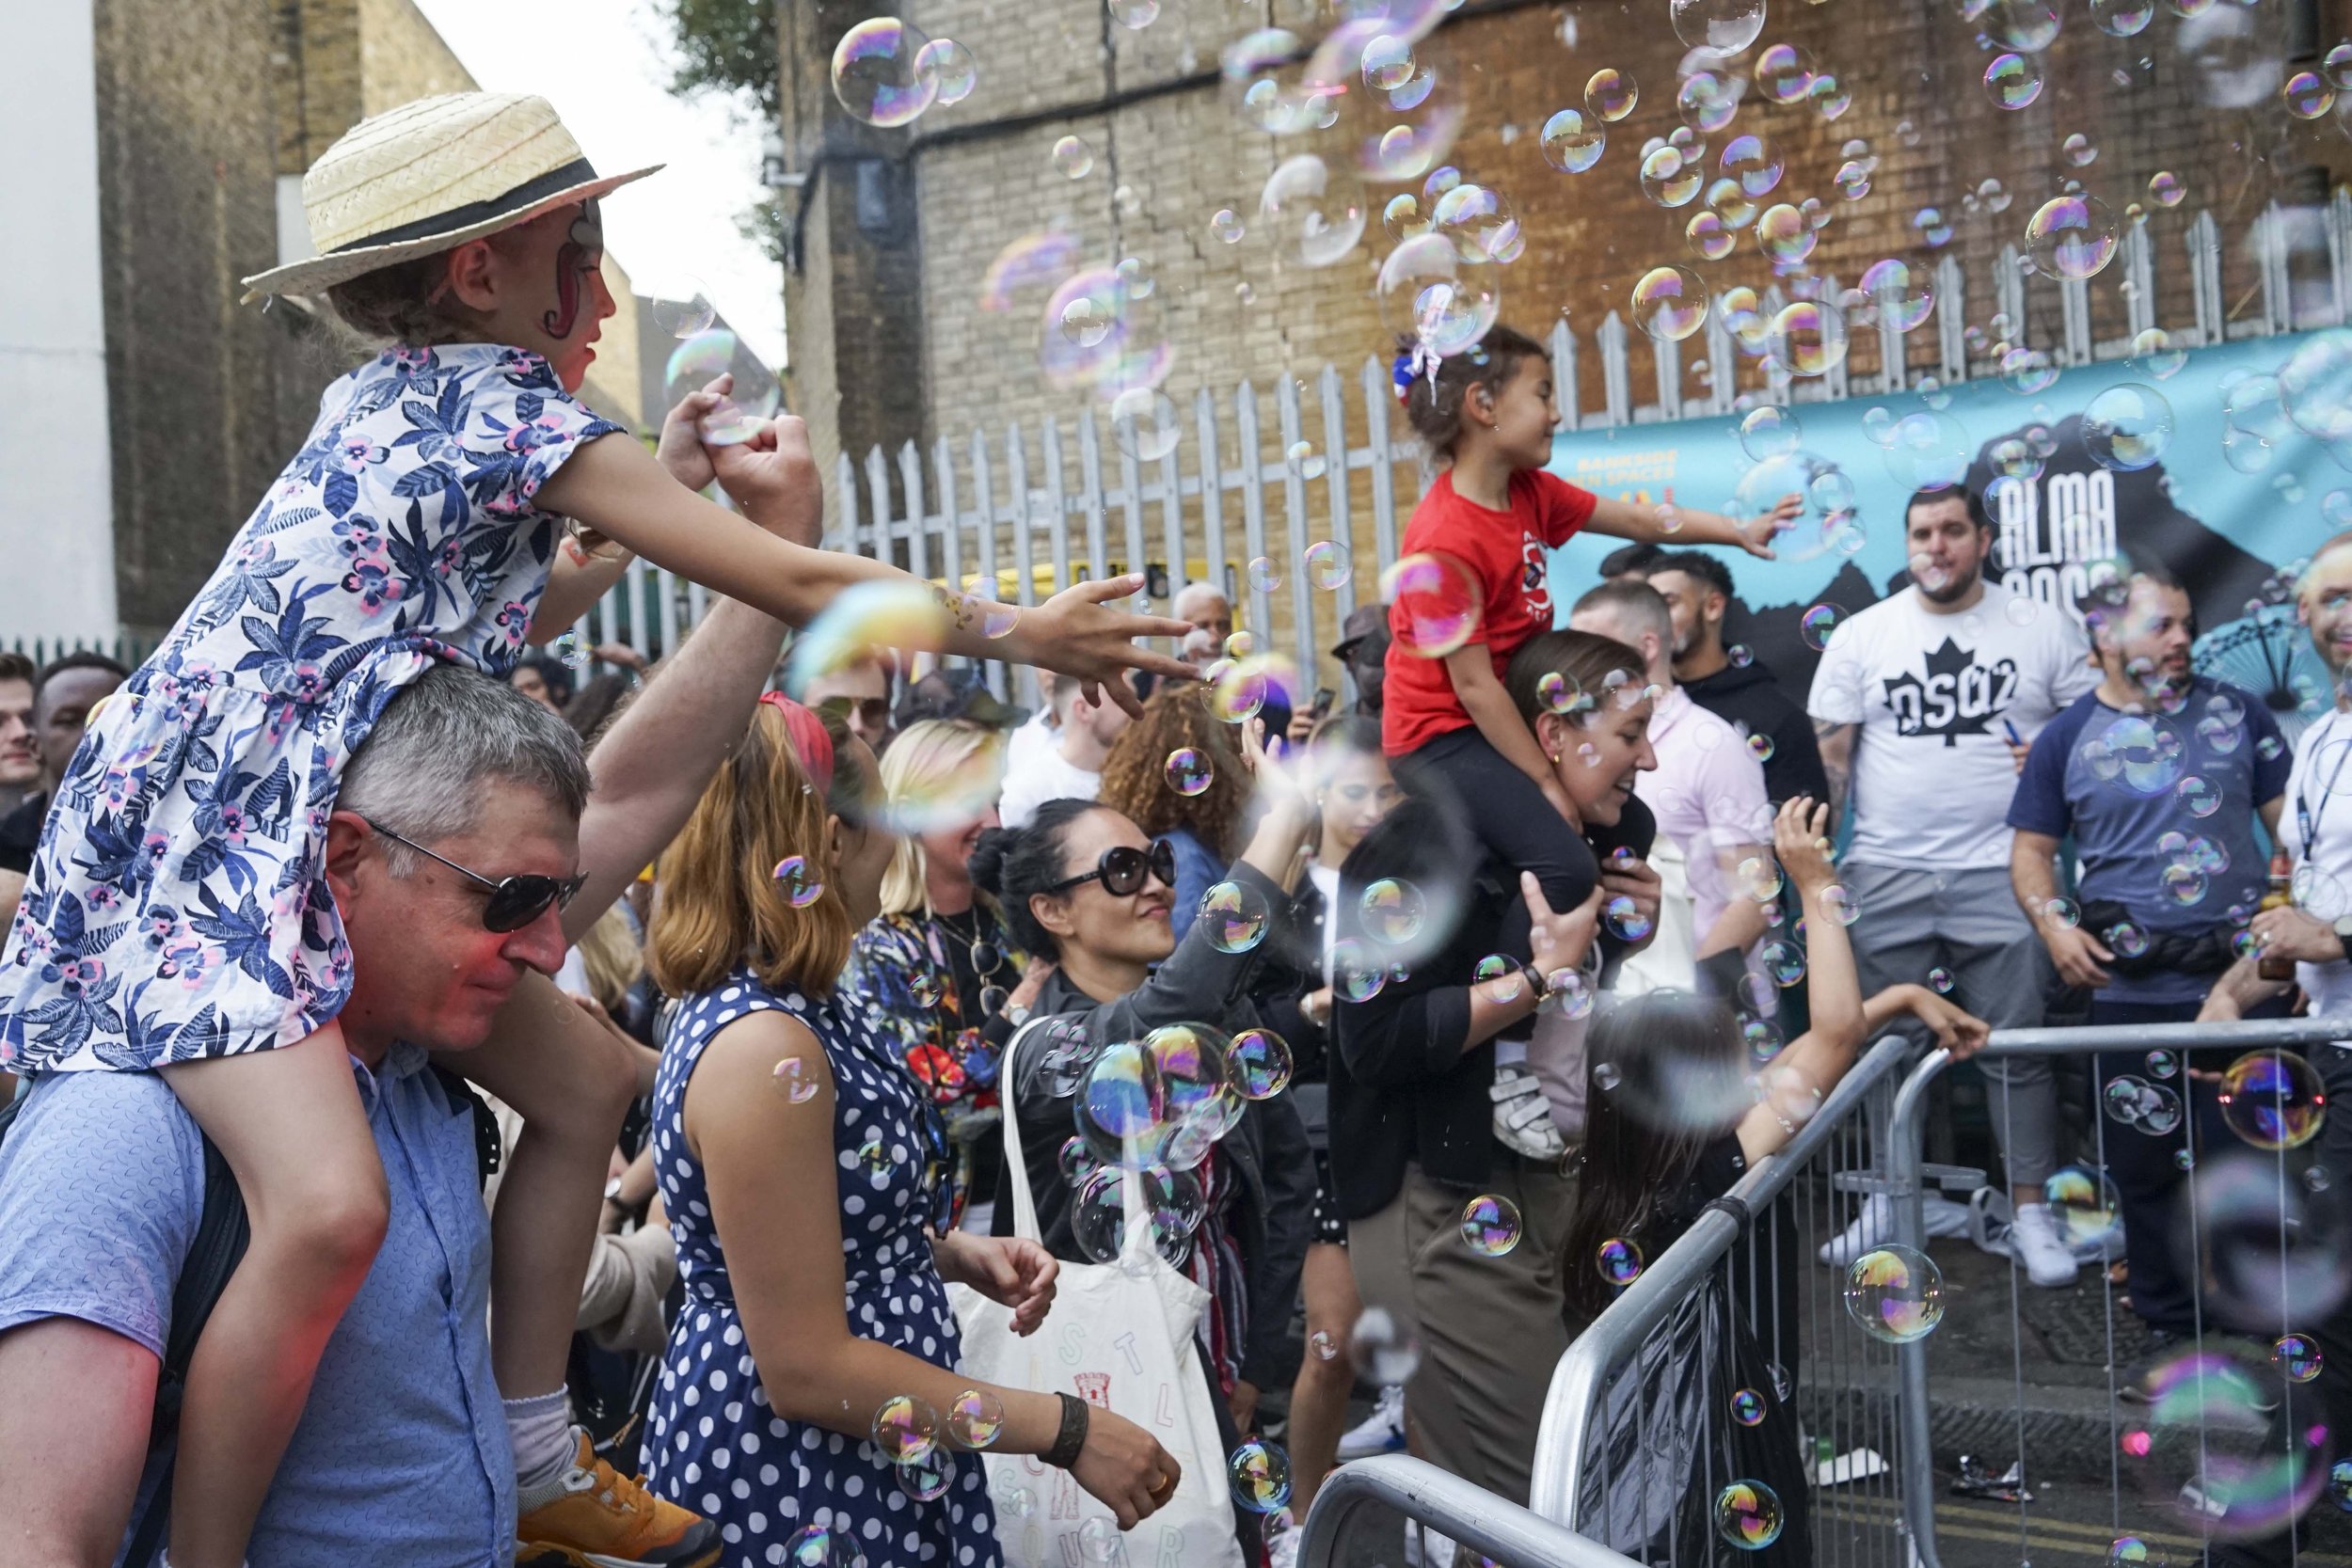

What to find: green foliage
left=654, top=0, right=778, bottom=122
left=737, top=199, right=787, bottom=267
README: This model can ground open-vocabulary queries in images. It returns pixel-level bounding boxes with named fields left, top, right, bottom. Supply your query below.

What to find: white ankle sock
left=1494, top=1038, right=1529, bottom=1069
left=507, top=1387, right=578, bottom=1512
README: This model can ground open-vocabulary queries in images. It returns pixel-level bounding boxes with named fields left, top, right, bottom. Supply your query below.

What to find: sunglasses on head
left=1044, top=839, right=1179, bottom=898
left=360, top=816, right=586, bottom=933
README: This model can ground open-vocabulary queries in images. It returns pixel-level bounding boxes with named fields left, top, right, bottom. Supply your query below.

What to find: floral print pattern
left=0, top=343, right=619, bottom=1072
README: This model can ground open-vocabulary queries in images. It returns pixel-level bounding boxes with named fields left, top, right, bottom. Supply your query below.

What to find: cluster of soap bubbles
left=830, top=19, right=976, bottom=129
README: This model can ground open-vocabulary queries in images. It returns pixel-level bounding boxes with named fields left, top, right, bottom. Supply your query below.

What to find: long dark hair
left=968, top=798, right=1111, bottom=960
left=1564, top=990, right=1749, bottom=1318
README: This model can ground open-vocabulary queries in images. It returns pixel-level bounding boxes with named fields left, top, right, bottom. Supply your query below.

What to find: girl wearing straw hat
left=0, top=91, right=1194, bottom=1568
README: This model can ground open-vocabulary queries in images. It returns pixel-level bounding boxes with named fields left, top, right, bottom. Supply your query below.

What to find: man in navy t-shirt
left=2007, top=566, right=2291, bottom=1341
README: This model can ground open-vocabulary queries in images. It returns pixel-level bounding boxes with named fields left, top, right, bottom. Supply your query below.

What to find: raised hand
left=708, top=415, right=822, bottom=546
left=655, top=373, right=731, bottom=492
left=1014, top=574, right=1198, bottom=717
left=1770, top=796, right=1837, bottom=895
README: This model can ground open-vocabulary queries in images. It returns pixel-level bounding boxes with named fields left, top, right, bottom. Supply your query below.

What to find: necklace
left=931, top=904, right=1007, bottom=986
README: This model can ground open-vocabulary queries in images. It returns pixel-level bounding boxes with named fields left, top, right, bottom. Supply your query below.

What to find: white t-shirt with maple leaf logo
left=1806, top=580, right=2096, bottom=870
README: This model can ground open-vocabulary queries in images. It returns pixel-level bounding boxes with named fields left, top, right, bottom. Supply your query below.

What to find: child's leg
left=159, top=1023, right=390, bottom=1568
left=437, top=974, right=637, bottom=1483
left=1393, top=728, right=1593, bottom=958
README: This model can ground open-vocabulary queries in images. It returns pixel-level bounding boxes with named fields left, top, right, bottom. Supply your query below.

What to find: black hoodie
left=1680, top=657, right=1831, bottom=807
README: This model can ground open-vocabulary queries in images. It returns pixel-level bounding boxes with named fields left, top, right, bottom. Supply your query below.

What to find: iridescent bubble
left=2045, top=1165, right=2122, bottom=1249
left=2026, top=194, right=2120, bottom=281
left=1460, top=1193, right=1523, bottom=1256
left=1604, top=895, right=1653, bottom=942
left=1844, top=1244, right=1945, bottom=1343
left=1677, top=71, right=1741, bottom=135
left=2219, top=1050, right=2327, bottom=1149
left=1999, top=346, right=2058, bottom=396
left=1586, top=68, right=1638, bottom=122
left=1755, top=42, right=1816, bottom=104
left=1539, top=108, right=1606, bottom=173
left=1807, top=72, right=1851, bottom=120
left=1738, top=405, right=1801, bottom=463
left=1687, top=211, right=1736, bottom=261
left=947, top=1388, right=1005, bottom=1448
left=1164, top=747, right=1213, bottom=798
left=1473, top=953, right=1526, bottom=1004
left=1376, top=232, right=1498, bottom=359
left=2082, top=383, right=2174, bottom=471
left=1670, top=0, right=1767, bottom=53
left=832, top=17, right=940, bottom=128
left=1383, top=552, right=1483, bottom=657
left=1761, top=940, right=1806, bottom=986
left=1333, top=938, right=1387, bottom=1004
left=2090, top=0, right=2155, bottom=36
left=1982, top=0, right=2061, bottom=50
left=772, top=1057, right=821, bottom=1103
left=1860, top=258, right=1934, bottom=334
left=1305, top=539, right=1353, bottom=590
left=772, top=855, right=825, bottom=908
left=1632, top=266, right=1709, bottom=341
left=2286, top=71, right=2337, bottom=119
left=1915, top=206, right=1954, bottom=247
left=2148, top=170, right=2185, bottom=208
left=1109, top=0, right=1159, bottom=26
left=2276, top=1332, right=2324, bottom=1383
left=914, top=37, right=978, bottom=105
left=1108, top=387, right=1182, bottom=463
left=2063, top=132, right=2098, bottom=166
left=1230, top=1028, right=1293, bottom=1101
left=1639, top=145, right=1702, bottom=209
left=1200, top=880, right=1272, bottom=955
left=1210, top=208, right=1246, bottom=244
left=1720, top=134, right=1783, bottom=200
left=783, top=1524, right=861, bottom=1566
left=1597, top=1236, right=1645, bottom=1286
left=1360, top=878, right=1428, bottom=945
left=1930, top=966, right=1955, bottom=993
left=1883, top=410, right=1973, bottom=492
left=1730, top=1387, right=1769, bottom=1427
left=1835, top=161, right=1872, bottom=201
left=1259, top=154, right=1368, bottom=268
left=1705, top=177, right=1756, bottom=231
left=1800, top=603, right=1844, bottom=651
left=872, top=1393, right=942, bottom=1464
left=1755, top=203, right=1815, bottom=266
left=1768, top=300, right=1847, bottom=377
left=1984, top=52, right=2043, bottom=108
left=1230, top=1440, right=1293, bottom=1513
left=1716, top=1480, right=1786, bottom=1551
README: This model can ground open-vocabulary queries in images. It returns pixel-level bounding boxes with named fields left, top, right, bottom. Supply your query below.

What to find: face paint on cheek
left=541, top=203, right=603, bottom=341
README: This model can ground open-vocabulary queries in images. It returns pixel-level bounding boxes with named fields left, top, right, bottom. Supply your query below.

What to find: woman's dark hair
left=968, top=798, right=1110, bottom=960
left=563, top=672, right=634, bottom=746
left=1311, top=714, right=1383, bottom=758
left=1397, top=325, right=1549, bottom=456
left=1096, top=688, right=1248, bottom=861
left=513, top=651, right=576, bottom=709
left=1502, top=628, right=1649, bottom=726
left=1564, top=990, right=1748, bottom=1317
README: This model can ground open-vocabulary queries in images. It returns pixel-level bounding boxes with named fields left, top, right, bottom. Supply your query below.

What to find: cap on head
left=239, top=91, right=660, bottom=302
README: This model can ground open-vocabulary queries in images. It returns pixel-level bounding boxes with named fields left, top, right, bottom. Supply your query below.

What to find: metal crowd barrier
left=1884, top=1014, right=2352, bottom=1568
left=1298, top=1453, right=1648, bottom=1568
left=1529, top=1031, right=1924, bottom=1566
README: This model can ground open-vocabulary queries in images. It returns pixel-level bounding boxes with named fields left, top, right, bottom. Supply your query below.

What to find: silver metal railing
left=1883, top=1014, right=2352, bottom=1568
left=1299, top=1453, right=1649, bottom=1568
left=1529, top=1031, right=1926, bottom=1565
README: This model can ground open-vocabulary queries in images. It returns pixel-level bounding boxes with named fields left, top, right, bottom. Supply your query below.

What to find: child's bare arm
left=1439, top=643, right=1575, bottom=821
left=529, top=542, right=629, bottom=641
left=534, top=433, right=1195, bottom=709
left=1585, top=492, right=1797, bottom=561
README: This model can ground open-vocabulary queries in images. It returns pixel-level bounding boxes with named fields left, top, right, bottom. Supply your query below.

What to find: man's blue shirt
left=0, top=1044, right=514, bottom=1566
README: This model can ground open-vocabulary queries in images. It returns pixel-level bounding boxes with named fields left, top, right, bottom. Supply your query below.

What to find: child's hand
left=1903, top=987, right=1991, bottom=1060
left=1018, top=575, right=1199, bottom=717
left=656, top=374, right=732, bottom=492
left=1524, top=877, right=1604, bottom=977
left=709, top=415, right=822, bottom=546
left=1739, top=495, right=1801, bottom=559
left=1770, top=796, right=1837, bottom=895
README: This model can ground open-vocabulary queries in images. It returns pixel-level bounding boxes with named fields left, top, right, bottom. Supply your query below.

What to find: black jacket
left=0, top=790, right=44, bottom=877
left=993, top=860, right=1317, bottom=1392
left=1328, top=786, right=1655, bottom=1220
left=1681, top=658, right=1831, bottom=806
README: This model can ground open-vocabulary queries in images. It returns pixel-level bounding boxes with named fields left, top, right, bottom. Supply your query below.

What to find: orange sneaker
left=515, top=1429, right=720, bottom=1568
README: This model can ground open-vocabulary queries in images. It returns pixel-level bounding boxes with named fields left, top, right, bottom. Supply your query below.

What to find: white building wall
left=0, top=0, right=117, bottom=642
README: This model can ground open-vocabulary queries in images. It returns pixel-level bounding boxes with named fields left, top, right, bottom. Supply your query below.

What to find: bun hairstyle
left=968, top=798, right=1104, bottom=960
left=1393, top=325, right=1549, bottom=457
left=646, top=701, right=870, bottom=1001
left=1503, top=628, right=1651, bottom=728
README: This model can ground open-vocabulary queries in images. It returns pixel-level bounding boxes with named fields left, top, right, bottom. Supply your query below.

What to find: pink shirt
left=1633, top=684, right=1773, bottom=950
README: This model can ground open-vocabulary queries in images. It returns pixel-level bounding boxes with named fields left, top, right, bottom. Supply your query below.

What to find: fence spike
left=1362, top=356, right=1401, bottom=576
left=1274, top=372, right=1318, bottom=678
left=1235, top=381, right=1272, bottom=642
left=1319, top=362, right=1359, bottom=628
left=1194, top=386, right=1228, bottom=604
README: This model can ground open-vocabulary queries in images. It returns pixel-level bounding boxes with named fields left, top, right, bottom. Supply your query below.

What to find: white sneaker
left=1337, top=1384, right=1407, bottom=1461
left=2009, top=1201, right=2080, bottom=1288
left=1265, top=1510, right=1301, bottom=1568
left=1817, top=1192, right=1968, bottom=1267
left=1491, top=1064, right=1567, bottom=1162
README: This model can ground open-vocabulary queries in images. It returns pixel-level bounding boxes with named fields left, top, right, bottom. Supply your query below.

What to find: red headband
left=758, top=691, right=836, bottom=794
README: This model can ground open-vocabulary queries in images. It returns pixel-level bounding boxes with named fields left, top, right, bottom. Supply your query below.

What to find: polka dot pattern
left=645, top=973, right=999, bottom=1566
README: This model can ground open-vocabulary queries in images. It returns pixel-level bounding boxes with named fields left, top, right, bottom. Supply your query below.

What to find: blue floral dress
left=646, top=972, right=1000, bottom=1568
left=0, top=343, right=618, bottom=1073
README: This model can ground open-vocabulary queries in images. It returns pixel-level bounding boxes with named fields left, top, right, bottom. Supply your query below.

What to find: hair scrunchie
left=758, top=690, right=836, bottom=794
left=1391, top=341, right=1442, bottom=402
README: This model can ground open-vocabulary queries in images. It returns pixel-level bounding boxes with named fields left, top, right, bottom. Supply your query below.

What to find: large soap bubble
left=1259, top=155, right=1367, bottom=268
left=831, top=18, right=940, bottom=129
left=1378, top=233, right=1499, bottom=358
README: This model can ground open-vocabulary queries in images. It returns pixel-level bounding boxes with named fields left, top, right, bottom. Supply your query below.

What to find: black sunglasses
left=1044, top=840, right=1179, bottom=898
left=360, top=816, right=586, bottom=933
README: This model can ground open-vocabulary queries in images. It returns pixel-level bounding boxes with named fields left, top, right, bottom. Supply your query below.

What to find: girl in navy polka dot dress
left=643, top=697, right=1184, bottom=1565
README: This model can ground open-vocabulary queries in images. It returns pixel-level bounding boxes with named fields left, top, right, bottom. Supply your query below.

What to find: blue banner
left=1545, top=334, right=2341, bottom=731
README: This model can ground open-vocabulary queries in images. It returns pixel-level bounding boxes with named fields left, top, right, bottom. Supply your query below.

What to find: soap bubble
left=1333, top=939, right=1387, bottom=1005
left=1383, top=553, right=1483, bottom=657
left=652, top=286, right=715, bottom=339
left=1755, top=203, right=1815, bottom=266
left=1800, top=604, right=1845, bottom=651
left=914, top=38, right=977, bottom=104
left=1109, top=0, right=1158, bottom=26
left=1604, top=895, right=1653, bottom=942
left=1882, top=410, right=1973, bottom=492
left=1361, top=879, right=1428, bottom=945
left=1739, top=405, right=1802, bottom=462
left=1678, top=71, right=1742, bottom=134
left=2090, top=0, right=2154, bottom=36
left=1670, top=0, right=1766, bottom=53
left=1755, top=42, right=1816, bottom=103
left=947, top=1388, right=1005, bottom=1448
left=1071, top=1165, right=1195, bottom=1268
left=1430, top=183, right=1518, bottom=264
left=1305, top=540, right=1354, bottom=590
left=1767, top=301, right=1848, bottom=377
left=1200, top=881, right=1272, bottom=955
left=1108, top=387, right=1182, bottom=463
left=667, top=329, right=782, bottom=445
left=1377, top=233, right=1498, bottom=359
left=1539, top=108, right=1606, bottom=173
left=2286, top=70, right=2337, bottom=118
left=2275, top=1332, right=2324, bottom=1383
left=1715, top=1480, right=1786, bottom=1551
left=1915, top=206, right=1954, bottom=247
left=1720, top=133, right=1783, bottom=200
left=1460, top=1193, right=1523, bottom=1256
left=782, top=1524, right=863, bottom=1566
left=1350, top=1305, right=1423, bottom=1383
left=832, top=18, right=939, bottom=128
left=1259, top=154, right=1367, bottom=268
left=2026, top=195, right=2120, bottom=281
left=1229, top=1028, right=1293, bottom=1101
left=2219, top=1050, right=2327, bottom=1149
left=1844, top=1244, right=1944, bottom=1343
left=871, top=1394, right=942, bottom=1464
left=2148, top=170, right=2185, bottom=208
left=1585, top=68, right=1638, bottom=121
left=772, top=855, right=825, bottom=909
left=1639, top=145, right=1702, bottom=209
left=1983, top=52, right=2044, bottom=109
left=2045, top=1165, right=2122, bottom=1249
left=1730, top=1387, right=1769, bottom=1426
left=1164, top=748, right=1213, bottom=798
left=2082, top=383, right=2173, bottom=471
left=1229, top=1440, right=1292, bottom=1513
left=1632, top=267, right=1709, bottom=341
left=1597, top=1237, right=1645, bottom=1286
left=1859, top=258, right=1935, bottom=334
left=2122, top=1345, right=2328, bottom=1539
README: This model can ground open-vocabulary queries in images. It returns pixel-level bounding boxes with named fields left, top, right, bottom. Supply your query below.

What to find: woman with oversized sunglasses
left=968, top=718, right=1321, bottom=1562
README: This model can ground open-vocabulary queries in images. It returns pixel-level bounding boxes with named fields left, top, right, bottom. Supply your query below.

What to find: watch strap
left=1042, top=1390, right=1090, bottom=1469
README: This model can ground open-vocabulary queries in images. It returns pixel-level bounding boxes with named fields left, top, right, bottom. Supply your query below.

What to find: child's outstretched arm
left=1585, top=491, right=1800, bottom=561
left=535, top=425, right=1195, bottom=713
left=1738, top=795, right=1865, bottom=1161
left=1439, top=640, right=1578, bottom=825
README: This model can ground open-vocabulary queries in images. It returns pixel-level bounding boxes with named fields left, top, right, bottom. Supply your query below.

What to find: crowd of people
left=5, top=87, right=2352, bottom=1568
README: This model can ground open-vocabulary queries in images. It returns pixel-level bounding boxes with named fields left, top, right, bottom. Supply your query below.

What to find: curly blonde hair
left=1095, top=687, right=1248, bottom=862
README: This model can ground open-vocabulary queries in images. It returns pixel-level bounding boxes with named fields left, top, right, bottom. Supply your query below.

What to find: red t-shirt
left=1381, top=468, right=1597, bottom=756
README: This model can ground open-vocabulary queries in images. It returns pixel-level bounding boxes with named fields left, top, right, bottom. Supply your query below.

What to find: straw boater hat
left=239, top=91, right=660, bottom=303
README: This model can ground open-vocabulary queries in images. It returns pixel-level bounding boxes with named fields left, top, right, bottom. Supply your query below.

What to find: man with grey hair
left=1568, top=578, right=1772, bottom=996
left=0, top=419, right=818, bottom=1567
left=1173, top=579, right=1234, bottom=671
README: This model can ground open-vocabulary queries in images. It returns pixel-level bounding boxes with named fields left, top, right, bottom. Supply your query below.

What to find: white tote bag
left=947, top=1022, right=1245, bottom=1568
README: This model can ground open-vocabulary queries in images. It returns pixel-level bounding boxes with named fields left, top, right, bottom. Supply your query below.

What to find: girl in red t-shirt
left=1379, top=325, right=1795, bottom=1146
